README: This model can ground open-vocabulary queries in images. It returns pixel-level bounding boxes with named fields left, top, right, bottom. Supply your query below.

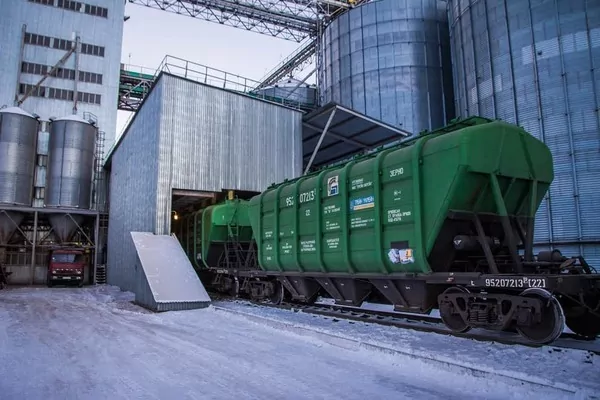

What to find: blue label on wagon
left=350, top=196, right=374, bottom=211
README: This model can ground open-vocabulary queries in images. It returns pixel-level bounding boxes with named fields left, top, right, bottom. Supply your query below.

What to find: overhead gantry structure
left=123, top=0, right=368, bottom=101
left=127, top=0, right=359, bottom=41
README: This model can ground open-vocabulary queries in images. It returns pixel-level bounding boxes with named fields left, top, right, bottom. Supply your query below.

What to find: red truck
left=47, top=248, right=87, bottom=288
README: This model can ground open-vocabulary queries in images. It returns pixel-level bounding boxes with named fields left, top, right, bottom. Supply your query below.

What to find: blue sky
left=116, top=4, right=312, bottom=133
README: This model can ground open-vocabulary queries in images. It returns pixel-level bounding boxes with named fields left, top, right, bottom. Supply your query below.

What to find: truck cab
left=47, top=249, right=86, bottom=288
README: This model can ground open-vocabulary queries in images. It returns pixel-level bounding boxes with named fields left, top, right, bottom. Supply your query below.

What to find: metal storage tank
left=0, top=106, right=38, bottom=206
left=319, top=0, right=455, bottom=133
left=254, top=78, right=318, bottom=107
left=45, top=115, right=97, bottom=209
left=448, top=0, right=600, bottom=264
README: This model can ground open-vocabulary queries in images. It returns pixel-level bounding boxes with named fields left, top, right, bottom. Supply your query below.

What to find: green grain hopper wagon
left=186, top=117, right=599, bottom=343
left=247, top=117, right=553, bottom=276
left=185, top=197, right=253, bottom=270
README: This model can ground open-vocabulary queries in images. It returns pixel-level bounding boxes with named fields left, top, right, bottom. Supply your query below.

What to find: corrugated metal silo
left=45, top=115, right=97, bottom=243
left=0, top=106, right=38, bottom=206
left=319, top=0, right=455, bottom=133
left=0, top=106, right=38, bottom=246
left=45, top=115, right=97, bottom=210
left=254, top=78, right=318, bottom=107
left=448, top=0, right=600, bottom=264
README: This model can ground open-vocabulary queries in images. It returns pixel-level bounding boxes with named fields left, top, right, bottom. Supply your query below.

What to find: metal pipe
left=73, top=35, right=80, bottom=114
left=18, top=46, right=75, bottom=106
left=14, top=24, right=27, bottom=106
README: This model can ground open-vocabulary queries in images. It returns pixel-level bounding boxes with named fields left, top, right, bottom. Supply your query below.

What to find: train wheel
left=516, top=288, right=565, bottom=345
left=267, top=280, right=284, bottom=305
left=439, top=286, right=471, bottom=333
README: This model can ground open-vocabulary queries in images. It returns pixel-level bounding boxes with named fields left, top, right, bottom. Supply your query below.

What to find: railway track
left=211, top=294, right=600, bottom=355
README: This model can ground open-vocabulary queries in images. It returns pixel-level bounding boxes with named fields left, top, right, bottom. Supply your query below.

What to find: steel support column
left=30, top=211, right=38, bottom=285
left=304, top=107, right=337, bottom=174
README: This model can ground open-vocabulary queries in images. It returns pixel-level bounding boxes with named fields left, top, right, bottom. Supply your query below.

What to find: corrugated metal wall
left=0, top=0, right=124, bottom=151
left=107, top=73, right=303, bottom=297
left=155, top=74, right=303, bottom=234
left=319, top=0, right=455, bottom=133
left=106, top=81, right=161, bottom=295
left=448, top=0, right=600, bottom=265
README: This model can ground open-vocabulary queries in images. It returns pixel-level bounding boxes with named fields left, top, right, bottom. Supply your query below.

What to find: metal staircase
left=95, top=213, right=109, bottom=285
left=219, top=222, right=248, bottom=270
left=95, top=264, right=107, bottom=285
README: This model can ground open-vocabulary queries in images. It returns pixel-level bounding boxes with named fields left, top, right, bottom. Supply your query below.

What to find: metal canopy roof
left=302, top=102, right=412, bottom=172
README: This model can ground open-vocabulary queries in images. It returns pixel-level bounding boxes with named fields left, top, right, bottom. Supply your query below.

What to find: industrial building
left=0, top=0, right=124, bottom=286
left=0, top=0, right=599, bottom=309
left=103, top=72, right=304, bottom=308
left=0, top=0, right=125, bottom=150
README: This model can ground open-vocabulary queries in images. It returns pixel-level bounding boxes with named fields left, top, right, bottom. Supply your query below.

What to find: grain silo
left=0, top=106, right=38, bottom=206
left=448, top=0, right=600, bottom=264
left=0, top=106, right=38, bottom=246
left=45, top=115, right=97, bottom=243
left=319, top=0, right=455, bottom=133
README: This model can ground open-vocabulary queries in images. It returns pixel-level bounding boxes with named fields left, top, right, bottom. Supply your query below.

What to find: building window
left=21, top=62, right=103, bottom=86
left=19, top=83, right=46, bottom=98
left=24, top=33, right=51, bottom=47
left=28, top=0, right=55, bottom=5
left=80, top=42, right=105, bottom=57
left=19, top=82, right=101, bottom=105
left=29, top=0, right=108, bottom=18
left=84, top=3, right=108, bottom=18
left=52, top=38, right=73, bottom=51
left=23, top=31, right=105, bottom=58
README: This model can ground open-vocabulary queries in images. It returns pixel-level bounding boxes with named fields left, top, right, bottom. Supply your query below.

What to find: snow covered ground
left=217, top=300, right=600, bottom=394
left=0, top=286, right=596, bottom=400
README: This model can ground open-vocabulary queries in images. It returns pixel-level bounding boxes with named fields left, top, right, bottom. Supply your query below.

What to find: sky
left=116, top=4, right=313, bottom=135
